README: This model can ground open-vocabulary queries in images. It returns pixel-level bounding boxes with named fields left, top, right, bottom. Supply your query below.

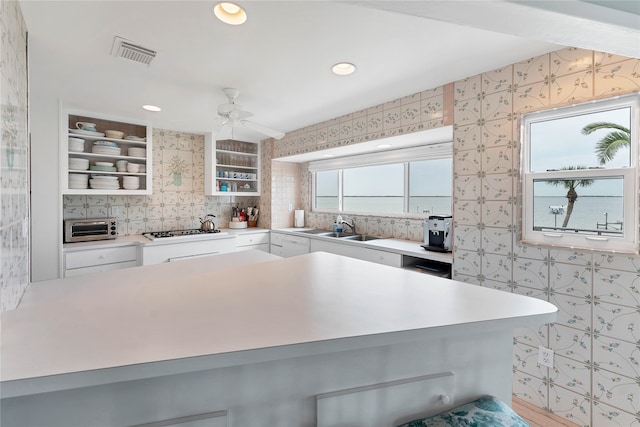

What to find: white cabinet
left=235, top=232, right=270, bottom=252
left=141, top=237, right=236, bottom=265
left=270, top=232, right=310, bottom=258
left=205, top=137, right=260, bottom=196
left=310, top=239, right=402, bottom=268
left=64, top=245, right=139, bottom=277
left=63, top=108, right=152, bottom=195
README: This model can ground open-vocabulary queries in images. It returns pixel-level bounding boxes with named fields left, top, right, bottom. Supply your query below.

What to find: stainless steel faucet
left=339, top=217, right=356, bottom=235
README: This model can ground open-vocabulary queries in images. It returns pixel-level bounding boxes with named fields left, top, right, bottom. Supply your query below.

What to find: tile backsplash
left=63, top=129, right=258, bottom=233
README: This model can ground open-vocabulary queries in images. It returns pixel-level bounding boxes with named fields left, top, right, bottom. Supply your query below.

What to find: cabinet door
left=65, top=245, right=138, bottom=269
left=141, top=238, right=236, bottom=265
left=271, top=233, right=309, bottom=257
left=64, top=245, right=138, bottom=277
left=64, top=261, right=138, bottom=277
left=310, top=239, right=401, bottom=267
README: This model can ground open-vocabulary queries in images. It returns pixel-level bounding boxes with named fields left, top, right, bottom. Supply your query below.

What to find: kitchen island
left=1, top=251, right=557, bottom=427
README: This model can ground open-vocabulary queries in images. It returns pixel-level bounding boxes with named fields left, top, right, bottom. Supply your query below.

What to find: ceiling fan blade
left=239, top=120, right=285, bottom=140
left=215, top=122, right=233, bottom=140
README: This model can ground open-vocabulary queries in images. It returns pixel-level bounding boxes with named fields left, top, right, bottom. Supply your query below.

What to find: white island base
left=1, top=252, right=557, bottom=427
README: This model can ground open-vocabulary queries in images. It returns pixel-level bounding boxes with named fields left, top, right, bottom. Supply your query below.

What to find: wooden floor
left=513, top=398, right=581, bottom=427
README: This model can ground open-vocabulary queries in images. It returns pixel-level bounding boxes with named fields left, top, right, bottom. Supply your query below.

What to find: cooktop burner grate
left=143, top=229, right=221, bottom=240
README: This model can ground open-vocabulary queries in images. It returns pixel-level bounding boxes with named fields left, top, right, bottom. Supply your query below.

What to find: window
left=521, top=93, right=639, bottom=253
left=311, top=144, right=452, bottom=216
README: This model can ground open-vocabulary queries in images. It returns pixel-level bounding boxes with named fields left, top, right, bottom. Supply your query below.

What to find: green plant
left=581, top=121, right=630, bottom=165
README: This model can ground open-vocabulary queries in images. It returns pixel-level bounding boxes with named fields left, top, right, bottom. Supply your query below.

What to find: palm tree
left=547, top=166, right=594, bottom=228
left=581, top=122, right=630, bottom=165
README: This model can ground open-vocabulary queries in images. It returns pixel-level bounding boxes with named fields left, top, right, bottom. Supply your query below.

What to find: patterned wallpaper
left=0, top=1, right=29, bottom=311
left=270, top=46, right=640, bottom=426
left=452, top=48, right=640, bottom=426
left=64, top=130, right=258, bottom=233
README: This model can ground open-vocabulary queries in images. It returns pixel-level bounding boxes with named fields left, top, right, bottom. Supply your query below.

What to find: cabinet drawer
left=142, top=237, right=236, bottom=265
left=65, top=245, right=138, bottom=270
left=64, top=260, right=138, bottom=277
left=271, top=232, right=309, bottom=247
left=236, top=232, right=269, bottom=247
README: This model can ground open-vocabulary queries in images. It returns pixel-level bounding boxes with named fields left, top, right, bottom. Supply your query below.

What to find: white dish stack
left=68, top=173, right=89, bottom=189
left=127, top=147, right=146, bottom=158
left=68, top=137, right=85, bottom=152
left=92, top=141, right=121, bottom=156
left=122, top=176, right=140, bottom=190
left=68, top=158, right=89, bottom=170
left=89, top=175, right=120, bottom=190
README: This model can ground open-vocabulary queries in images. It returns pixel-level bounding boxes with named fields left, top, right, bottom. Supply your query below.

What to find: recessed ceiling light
left=331, top=62, right=356, bottom=76
left=322, top=154, right=335, bottom=157
left=376, top=144, right=392, bottom=148
left=142, top=105, right=161, bottom=112
left=214, top=2, right=247, bottom=25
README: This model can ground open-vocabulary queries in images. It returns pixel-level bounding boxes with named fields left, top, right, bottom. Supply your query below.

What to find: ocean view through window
left=521, top=93, right=639, bottom=253
left=312, top=145, right=452, bottom=216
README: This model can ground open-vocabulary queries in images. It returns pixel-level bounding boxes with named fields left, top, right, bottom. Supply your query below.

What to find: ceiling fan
left=215, top=88, right=285, bottom=140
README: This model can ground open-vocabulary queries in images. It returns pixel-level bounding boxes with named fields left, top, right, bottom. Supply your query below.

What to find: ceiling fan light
left=332, top=62, right=356, bottom=76
left=214, top=2, right=247, bottom=25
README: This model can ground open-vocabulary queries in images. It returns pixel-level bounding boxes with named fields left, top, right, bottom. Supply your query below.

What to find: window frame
left=310, top=144, right=452, bottom=217
left=520, top=93, right=639, bottom=253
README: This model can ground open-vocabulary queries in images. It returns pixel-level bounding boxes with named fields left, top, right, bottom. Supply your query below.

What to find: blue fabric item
left=396, top=395, right=530, bottom=427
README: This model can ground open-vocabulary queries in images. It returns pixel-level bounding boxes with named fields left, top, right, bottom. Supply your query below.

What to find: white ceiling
left=19, top=1, right=639, bottom=142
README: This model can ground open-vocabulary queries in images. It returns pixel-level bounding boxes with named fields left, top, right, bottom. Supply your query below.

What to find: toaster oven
left=64, top=218, right=118, bottom=243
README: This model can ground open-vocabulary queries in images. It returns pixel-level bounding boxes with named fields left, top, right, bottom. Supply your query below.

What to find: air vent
left=111, top=36, right=157, bottom=65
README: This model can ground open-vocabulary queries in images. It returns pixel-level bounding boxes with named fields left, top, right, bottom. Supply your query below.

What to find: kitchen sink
left=319, top=231, right=352, bottom=238
left=341, top=234, right=381, bottom=241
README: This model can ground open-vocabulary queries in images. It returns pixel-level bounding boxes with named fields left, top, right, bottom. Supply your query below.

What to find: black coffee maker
left=422, top=215, right=452, bottom=252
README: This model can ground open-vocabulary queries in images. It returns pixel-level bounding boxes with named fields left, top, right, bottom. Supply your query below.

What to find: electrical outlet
left=538, top=346, right=554, bottom=368
left=288, top=203, right=293, bottom=211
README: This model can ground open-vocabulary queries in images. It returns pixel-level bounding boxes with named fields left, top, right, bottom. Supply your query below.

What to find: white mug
left=76, top=122, right=96, bottom=131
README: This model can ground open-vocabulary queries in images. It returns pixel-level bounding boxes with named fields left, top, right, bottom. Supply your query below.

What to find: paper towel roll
left=294, top=209, right=305, bottom=228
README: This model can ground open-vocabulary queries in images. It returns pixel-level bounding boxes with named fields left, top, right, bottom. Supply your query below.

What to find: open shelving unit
left=62, top=108, right=152, bottom=195
left=205, top=136, right=260, bottom=196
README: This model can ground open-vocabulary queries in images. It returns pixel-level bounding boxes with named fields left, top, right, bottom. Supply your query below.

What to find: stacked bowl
left=104, top=130, right=124, bottom=139
left=68, top=158, right=89, bottom=171
left=127, top=147, right=146, bottom=158
left=69, top=173, right=89, bottom=189
left=122, top=176, right=140, bottom=190
left=68, top=137, right=85, bottom=152
left=92, top=140, right=121, bottom=156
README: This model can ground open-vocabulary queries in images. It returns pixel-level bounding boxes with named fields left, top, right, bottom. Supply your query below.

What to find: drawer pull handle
left=440, top=394, right=450, bottom=404
left=586, top=236, right=609, bottom=242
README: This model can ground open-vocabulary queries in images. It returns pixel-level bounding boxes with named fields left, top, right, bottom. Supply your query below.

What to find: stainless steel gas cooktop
left=143, top=229, right=222, bottom=241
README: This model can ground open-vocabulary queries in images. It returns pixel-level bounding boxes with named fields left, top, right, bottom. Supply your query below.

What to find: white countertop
left=274, top=228, right=453, bottom=264
left=2, top=251, right=556, bottom=398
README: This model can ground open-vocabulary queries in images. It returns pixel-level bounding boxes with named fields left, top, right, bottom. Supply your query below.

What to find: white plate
left=125, top=136, right=146, bottom=141
left=95, top=162, right=114, bottom=167
left=69, top=129, right=106, bottom=137
left=92, top=147, right=121, bottom=155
